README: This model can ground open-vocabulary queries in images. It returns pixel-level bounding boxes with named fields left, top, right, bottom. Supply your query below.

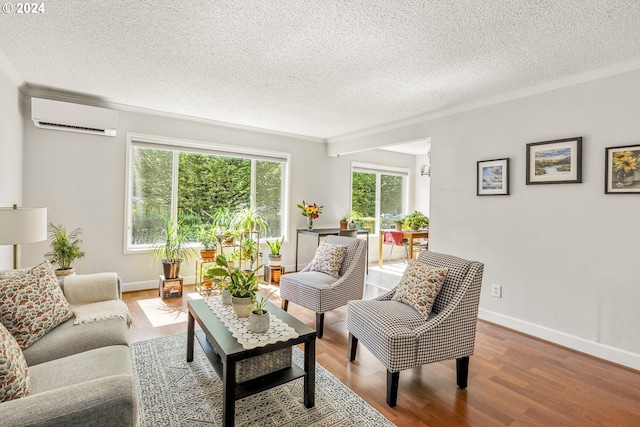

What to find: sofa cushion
left=22, top=315, right=129, bottom=366
left=392, top=260, right=448, bottom=319
left=309, top=242, right=347, bottom=278
left=0, top=321, right=30, bottom=402
left=0, top=262, right=73, bottom=349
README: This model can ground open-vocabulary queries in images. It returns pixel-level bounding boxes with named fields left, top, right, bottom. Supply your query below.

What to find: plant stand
left=159, top=274, right=183, bottom=298
left=195, top=258, right=217, bottom=296
left=263, top=265, right=285, bottom=284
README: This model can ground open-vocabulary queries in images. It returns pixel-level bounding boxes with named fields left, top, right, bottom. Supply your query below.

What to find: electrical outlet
left=491, top=284, right=502, bottom=298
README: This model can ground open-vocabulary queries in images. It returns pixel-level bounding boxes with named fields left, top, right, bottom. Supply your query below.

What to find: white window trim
left=350, top=161, right=410, bottom=233
left=123, top=132, right=291, bottom=254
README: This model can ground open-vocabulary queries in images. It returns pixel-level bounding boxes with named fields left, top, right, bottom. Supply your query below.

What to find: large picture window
left=351, top=163, right=408, bottom=233
left=125, top=134, right=289, bottom=251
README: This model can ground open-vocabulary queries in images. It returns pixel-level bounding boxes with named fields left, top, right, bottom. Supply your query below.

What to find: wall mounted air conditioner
left=31, top=98, right=118, bottom=137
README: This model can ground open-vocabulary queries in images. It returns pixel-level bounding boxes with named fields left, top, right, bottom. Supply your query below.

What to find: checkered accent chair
left=280, top=236, right=366, bottom=339
left=346, top=250, right=484, bottom=406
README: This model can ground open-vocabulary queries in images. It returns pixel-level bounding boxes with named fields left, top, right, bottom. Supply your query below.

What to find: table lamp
left=0, top=204, right=48, bottom=269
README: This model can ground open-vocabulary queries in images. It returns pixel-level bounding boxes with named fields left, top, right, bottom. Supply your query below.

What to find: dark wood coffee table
left=187, top=298, right=316, bottom=427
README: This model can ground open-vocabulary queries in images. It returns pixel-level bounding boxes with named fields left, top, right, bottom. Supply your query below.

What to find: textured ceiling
left=1, top=0, right=640, bottom=141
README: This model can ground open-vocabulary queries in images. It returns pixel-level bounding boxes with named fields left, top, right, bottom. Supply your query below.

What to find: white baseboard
left=478, top=309, right=640, bottom=371
left=122, top=274, right=196, bottom=293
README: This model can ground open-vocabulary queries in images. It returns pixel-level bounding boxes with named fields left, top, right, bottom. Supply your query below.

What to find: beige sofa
left=0, top=270, right=136, bottom=427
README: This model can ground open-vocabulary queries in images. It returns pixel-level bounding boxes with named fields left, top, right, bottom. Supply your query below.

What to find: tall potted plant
left=45, top=223, right=85, bottom=277
left=152, top=216, right=194, bottom=279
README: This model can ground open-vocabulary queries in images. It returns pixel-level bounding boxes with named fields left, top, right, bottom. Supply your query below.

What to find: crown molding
left=328, top=57, right=640, bottom=145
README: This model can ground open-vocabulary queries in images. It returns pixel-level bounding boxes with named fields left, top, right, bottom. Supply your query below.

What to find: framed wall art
left=605, top=144, right=640, bottom=194
left=477, top=158, right=509, bottom=196
left=526, top=137, right=582, bottom=184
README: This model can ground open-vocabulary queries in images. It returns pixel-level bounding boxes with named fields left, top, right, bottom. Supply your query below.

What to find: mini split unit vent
left=31, top=98, right=118, bottom=136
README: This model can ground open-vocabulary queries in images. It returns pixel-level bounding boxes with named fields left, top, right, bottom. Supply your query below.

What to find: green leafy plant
left=230, top=206, right=270, bottom=234
left=211, top=206, right=234, bottom=228
left=198, top=225, right=217, bottom=251
left=206, top=254, right=261, bottom=298
left=253, top=289, right=277, bottom=315
left=151, top=216, right=194, bottom=263
left=266, top=236, right=284, bottom=255
left=402, top=211, right=429, bottom=230
left=45, top=223, right=85, bottom=270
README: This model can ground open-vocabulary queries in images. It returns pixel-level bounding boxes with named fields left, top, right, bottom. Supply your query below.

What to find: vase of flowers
left=297, top=200, right=323, bottom=231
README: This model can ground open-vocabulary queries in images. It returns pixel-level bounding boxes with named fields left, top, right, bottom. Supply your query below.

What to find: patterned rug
left=131, top=333, right=396, bottom=427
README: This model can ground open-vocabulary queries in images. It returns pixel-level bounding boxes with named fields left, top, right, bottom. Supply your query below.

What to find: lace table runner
left=205, top=296, right=299, bottom=349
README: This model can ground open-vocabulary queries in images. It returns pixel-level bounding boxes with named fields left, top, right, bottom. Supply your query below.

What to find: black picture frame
left=526, top=137, right=582, bottom=185
left=604, top=144, right=640, bottom=194
left=477, top=158, right=510, bottom=196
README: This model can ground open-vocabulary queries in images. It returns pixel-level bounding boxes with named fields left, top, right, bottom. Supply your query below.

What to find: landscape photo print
left=526, top=137, right=582, bottom=184
left=477, top=158, right=509, bottom=196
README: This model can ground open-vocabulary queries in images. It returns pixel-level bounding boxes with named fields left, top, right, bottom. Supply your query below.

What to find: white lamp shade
left=0, top=207, right=48, bottom=244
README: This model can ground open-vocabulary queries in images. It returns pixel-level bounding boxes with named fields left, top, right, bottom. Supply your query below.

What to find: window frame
left=350, top=161, right=410, bottom=233
left=124, top=133, right=291, bottom=254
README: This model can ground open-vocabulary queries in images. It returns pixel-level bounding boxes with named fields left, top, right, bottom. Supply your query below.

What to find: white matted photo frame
left=605, top=144, right=640, bottom=194
left=526, top=137, right=582, bottom=184
left=477, top=158, right=509, bottom=196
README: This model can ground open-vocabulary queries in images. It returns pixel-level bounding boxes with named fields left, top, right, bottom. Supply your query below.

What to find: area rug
left=131, top=333, right=396, bottom=427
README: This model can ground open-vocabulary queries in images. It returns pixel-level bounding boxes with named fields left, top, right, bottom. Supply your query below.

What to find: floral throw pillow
left=309, top=242, right=348, bottom=278
left=0, top=261, right=73, bottom=349
left=392, top=260, right=448, bottom=319
left=0, top=321, right=30, bottom=402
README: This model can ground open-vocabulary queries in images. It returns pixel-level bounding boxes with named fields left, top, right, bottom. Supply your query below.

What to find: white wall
left=0, top=67, right=24, bottom=269
left=20, top=101, right=414, bottom=289
left=337, top=68, right=640, bottom=369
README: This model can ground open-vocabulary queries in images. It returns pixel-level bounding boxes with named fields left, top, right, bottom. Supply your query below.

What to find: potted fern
left=45, top=223, right=85, bottom=277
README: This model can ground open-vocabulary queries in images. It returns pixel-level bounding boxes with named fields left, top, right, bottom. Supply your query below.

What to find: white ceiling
left=2, top=1, right=640, bottom=145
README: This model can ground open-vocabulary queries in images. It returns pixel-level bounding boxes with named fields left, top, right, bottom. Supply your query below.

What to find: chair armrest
left=0, top=375, right=135, bottom=427
left=63, top=273, right=120, bottom=305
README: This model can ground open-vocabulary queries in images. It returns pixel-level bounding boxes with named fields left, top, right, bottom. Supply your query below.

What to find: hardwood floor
left=123, top=278, right=640, bottom=427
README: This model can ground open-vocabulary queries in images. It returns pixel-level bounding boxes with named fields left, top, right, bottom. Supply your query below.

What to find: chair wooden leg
left=316, top=312, right=324, bottom=339
left=386, top=370, right=399, bottom=407
left=347, top=333, right=358, bottom=361
left=456, top=356, right=469, bottom=389
left=281, top=299, right=288, bottom=311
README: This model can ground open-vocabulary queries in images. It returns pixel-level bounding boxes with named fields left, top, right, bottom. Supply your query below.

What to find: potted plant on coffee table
left=151, top=216, right=194, bottom=279
left=45, top=223, right=86, bottom=277
left=207, top=254, right=260, bottom=317
left=249, top=289, right=277, bottom=333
